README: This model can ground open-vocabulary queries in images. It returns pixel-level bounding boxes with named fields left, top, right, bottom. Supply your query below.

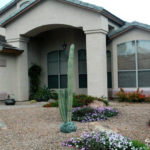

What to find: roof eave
left=101, top=9, right=125, bottom=26
left=0, top=0, right=125, bottom=27
left=109, top=25, right=150, bottom=40
left=0, top=48, right=24, bottom=55
left=0, top=0, right=41, bottom=27
left=0, top=0, right=19, bottom=15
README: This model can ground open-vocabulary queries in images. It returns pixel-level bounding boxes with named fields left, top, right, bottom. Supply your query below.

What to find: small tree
left=28, top=64, right=41, bottom=99
left=58, top=44, right=77, bottom=133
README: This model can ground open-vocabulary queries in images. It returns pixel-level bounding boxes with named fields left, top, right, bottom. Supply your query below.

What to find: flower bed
left=72, top=107, right=119, bottom=123
left=116, top=88, right=150, bottom=102
left=63, top=131, right=150, bottom=150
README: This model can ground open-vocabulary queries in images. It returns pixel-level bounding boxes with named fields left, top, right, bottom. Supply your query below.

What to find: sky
left=0, top=0, right=150, bottom=24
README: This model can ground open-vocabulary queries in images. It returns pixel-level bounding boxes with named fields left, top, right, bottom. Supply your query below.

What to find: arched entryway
left=26, top=25, right=87, bottom=95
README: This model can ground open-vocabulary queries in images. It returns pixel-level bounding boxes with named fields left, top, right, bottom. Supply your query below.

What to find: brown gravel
left=0, top=102, right=150, bottom=150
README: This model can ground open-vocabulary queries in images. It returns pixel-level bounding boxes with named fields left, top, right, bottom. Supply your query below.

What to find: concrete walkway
left=0, top=102, right=46, bottom=110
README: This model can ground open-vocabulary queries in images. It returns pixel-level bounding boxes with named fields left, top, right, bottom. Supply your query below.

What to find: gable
left=0, top=0, right=124, bottom=27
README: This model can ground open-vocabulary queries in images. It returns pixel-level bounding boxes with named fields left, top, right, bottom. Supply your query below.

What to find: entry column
left=7, top=37, right=29, bottom=101
left=84, top=29, right=108, bottom=97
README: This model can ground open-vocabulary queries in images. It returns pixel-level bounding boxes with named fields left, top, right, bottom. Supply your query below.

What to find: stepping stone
left=0, top=120, right=7, bottom=130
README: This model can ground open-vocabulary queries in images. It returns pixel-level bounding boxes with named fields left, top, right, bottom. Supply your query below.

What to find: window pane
left=107, top=72, right=112, bottom=88
left=48, top=75, right=58, bottom=89
left=137, top=40, right=150, bottom=69
left=60, top=50, right=68, bottom=74
left=78, top=49, right=87, bottom=74
left=48, top=62, right=58, bottom=75
left=79, top=74, right=87, bottom=88
left=138, top=71, right=150, bottom=87
left=118, top=41, right=136, bottom=70
left=60, top=75, right=67, bottom=88
left=107, top=51, right=111, bottom=72
left=47, top=51, right=58, bottom=75
left=118, top=71, right=136, bottom=87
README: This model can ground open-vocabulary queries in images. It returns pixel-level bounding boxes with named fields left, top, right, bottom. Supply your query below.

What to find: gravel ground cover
left=0, top=102, right=150, bottom=150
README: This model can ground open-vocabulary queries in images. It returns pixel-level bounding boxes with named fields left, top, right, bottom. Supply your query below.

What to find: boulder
left=89, top=122, right=118, bottom=133
left=88, top=100, right=105, bottom=108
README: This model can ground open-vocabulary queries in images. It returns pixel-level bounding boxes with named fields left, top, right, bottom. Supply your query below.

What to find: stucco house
left=0, top=0, right=150, bottom=101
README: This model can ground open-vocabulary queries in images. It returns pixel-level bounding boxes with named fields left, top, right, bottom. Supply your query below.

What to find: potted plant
left=5, top=94, right=16, bottom=105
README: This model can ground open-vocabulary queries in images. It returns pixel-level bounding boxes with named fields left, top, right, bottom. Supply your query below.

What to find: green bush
left=43, top=94, right=108, bottom=108
left=33, top=86, right=58, bottom=102
left=132, top=140, right=150, bottom=150
left=28, top=64, right=41, bottom=99
left=73, top=94, right=109, bottom=107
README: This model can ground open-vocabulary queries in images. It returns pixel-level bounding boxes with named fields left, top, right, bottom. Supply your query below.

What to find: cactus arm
left=67, top=44, right=75, bottom=122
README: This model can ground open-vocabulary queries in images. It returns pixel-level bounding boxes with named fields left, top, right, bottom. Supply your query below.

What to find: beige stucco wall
left=111, top=28, right=150, bottom=96
left=5, top=0, right=108, bottom=39
left=0, top=55, right=17, bottom=97
left=28, top=28, right=87, bottom=95
left=2, top=0, right=108, bottom=100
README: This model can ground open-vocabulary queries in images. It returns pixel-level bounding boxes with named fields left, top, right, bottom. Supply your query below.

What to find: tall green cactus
left=58, top=44, right=77, bottom=133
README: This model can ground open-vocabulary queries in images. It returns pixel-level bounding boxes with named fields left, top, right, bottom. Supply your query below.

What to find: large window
left=47, top=50, right=68, bottom=89
left=117, top=40, right=150, bottom=87
left=78, top=49, right=87, bottom=88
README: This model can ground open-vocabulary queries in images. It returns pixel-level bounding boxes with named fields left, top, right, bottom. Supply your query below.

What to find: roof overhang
left=0, top=0, right=125, bottom=27
left=0, top=0, right=40, bottom=27
left=109, top=25, right=150, bottom=40
left=0, top=0, right=19, bottom=15
left=0, top=47, right=24, bottom=55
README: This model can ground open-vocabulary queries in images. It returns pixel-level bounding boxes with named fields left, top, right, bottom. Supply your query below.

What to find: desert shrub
left=33, top=86, right=58, bottom=102
left=43, top=94, right=109, bottom=108
left=116, top=88, right=150, bottom=102
left=63, top=131, right=150, bottom=150
left=73, top=94, right=108, bottom=107
left=132, top=140, right=150, bottom=150
left=72, top=107, right=119, bottom=123
left=50, top=90, right=58, bottom=100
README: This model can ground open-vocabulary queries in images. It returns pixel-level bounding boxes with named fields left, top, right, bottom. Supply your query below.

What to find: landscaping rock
left=145, top=138, right=150, bottom=146
left=88, top=100, right=105, bottom=108
left=89, top=122, right=119, bottom=133
left=0, top=119, right=7, bottom=130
